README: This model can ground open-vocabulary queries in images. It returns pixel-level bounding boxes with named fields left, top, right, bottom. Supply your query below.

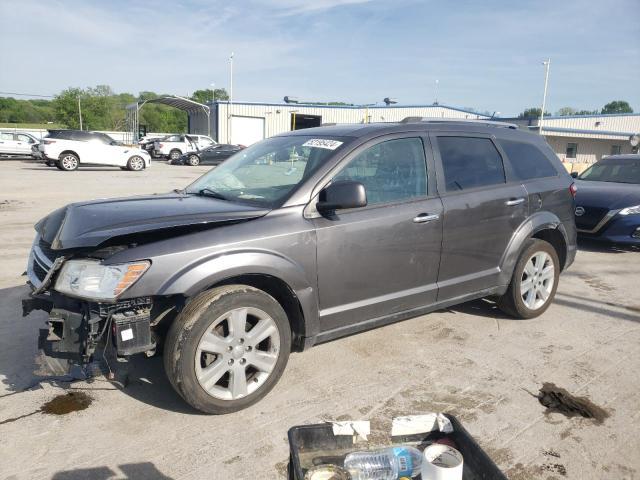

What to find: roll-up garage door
left=231, top=116, right=265, bottom=146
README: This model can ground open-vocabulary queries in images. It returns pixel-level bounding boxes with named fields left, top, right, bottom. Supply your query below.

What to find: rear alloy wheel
left=164, top=285, right=291, bottom=414
left=58, top=153, right=79, bottom=171
left=127, top=155, right=145, bottom=171
left=498, top=239, right=559, bottom=319
left=188, top=154, right=200, bottom=166
left=169, top=149, right=181, bottom=161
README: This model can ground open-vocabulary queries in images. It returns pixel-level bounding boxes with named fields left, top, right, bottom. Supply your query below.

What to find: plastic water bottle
left=344, top=446, right=423, bottom=480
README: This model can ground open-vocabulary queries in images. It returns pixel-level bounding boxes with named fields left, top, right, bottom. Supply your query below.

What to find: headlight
left=619, top=204, right=640, bottom=216
left=54, top=259, right=150, bottom=301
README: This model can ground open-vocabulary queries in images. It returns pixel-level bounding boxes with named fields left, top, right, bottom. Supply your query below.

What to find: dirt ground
left=0, top=159, right=639, bottom=480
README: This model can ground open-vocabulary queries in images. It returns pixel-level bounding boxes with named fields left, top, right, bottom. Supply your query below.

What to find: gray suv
left=23, top=119, right=577, bottom=413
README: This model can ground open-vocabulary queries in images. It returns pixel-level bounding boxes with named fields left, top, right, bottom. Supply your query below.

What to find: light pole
left=78, top=96, right=83, bottom=130
left=434, top=79, right=439, bottom=105
left=228, top=52, right=234, bottom=143
left=540, top=59, right=551, bottom=135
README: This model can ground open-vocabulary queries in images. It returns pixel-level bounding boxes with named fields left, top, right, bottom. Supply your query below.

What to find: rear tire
left=169, top=149, right=181, bottom=161
left=497, top=239, right=559, bottom=319
left=188, top=154, right=200, bottom=166
left=58, top=153, right=79, bottom=171
left=164, top=285, right=291, bottom=414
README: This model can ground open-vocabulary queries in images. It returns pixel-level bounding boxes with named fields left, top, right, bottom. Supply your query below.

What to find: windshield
left=578, top=159, right=640, bottom=184
left=185, top=135, right=347, bottom=207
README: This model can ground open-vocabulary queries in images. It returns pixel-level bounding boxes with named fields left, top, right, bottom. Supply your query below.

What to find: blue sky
left=1, top=0, right=638, bottom=116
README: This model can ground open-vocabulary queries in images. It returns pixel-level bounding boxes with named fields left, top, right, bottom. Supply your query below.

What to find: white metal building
left=210, top=102, right=490, bottom=146
left=539, top=113, right=640, bottom=164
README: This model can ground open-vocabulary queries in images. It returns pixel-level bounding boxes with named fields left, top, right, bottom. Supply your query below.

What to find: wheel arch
left=156, top=250, right=319, bottom=351
left=59, top=150, right=80, bottom=161
left=499, top=212, right=569, bottom=285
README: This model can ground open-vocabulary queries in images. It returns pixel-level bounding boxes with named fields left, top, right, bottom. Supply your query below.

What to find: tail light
left=43, top=140, right=56, bottom=145
left=158, top=143, right=163, bottom=148
left=569, top=182, right=577, bottom=198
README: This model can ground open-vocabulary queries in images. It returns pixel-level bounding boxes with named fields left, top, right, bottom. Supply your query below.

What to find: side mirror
left=570, top=171, right=579, bottom=178
left=317, top=180, right=367, bottom=213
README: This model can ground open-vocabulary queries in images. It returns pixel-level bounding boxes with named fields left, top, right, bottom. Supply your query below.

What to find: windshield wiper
left=197, top=187, right=228, bottom=200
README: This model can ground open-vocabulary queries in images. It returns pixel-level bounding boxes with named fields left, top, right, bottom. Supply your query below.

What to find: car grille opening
left=33, top=260, right=48, bottom=282
left=575, top=206, right=609, bottom=230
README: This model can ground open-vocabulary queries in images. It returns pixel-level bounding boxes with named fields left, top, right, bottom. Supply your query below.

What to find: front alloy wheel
left=127, top=155, right=145, bottom=171
left=195, top=307, right=280, bottom=400
left=188, top=154, right=200, bottom=166
left=164, top=285, right=291, bottom=414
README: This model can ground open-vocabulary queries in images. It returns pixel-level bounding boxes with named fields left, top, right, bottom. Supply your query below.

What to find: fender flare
left=498, top=211, right=568, bottom=285
left=157, top=249, right=320, bottom=339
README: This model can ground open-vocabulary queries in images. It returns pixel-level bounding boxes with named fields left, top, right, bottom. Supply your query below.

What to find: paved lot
left=0, top=159, right=639, bottom=480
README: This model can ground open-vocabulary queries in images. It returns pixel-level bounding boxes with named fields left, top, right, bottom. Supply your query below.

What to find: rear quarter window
left=437, top=136, right=506, bottom=192
left=499, top=139, right=558, bottom=180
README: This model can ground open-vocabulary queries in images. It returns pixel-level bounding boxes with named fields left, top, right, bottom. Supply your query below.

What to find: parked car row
left=139, top=134, right=217, bottom=160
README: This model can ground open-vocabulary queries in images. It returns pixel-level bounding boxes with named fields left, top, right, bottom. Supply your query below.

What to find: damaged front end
left=23, top=235, right=157, bottom=363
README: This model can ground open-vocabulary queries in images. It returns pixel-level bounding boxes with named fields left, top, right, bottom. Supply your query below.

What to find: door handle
left=505, top=198, right=525, bottom=206
left=413, top=213, right=440, bottom=223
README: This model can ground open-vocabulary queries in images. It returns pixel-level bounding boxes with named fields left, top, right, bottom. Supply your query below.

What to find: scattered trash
left=304, top=464, right=351, bottom=480
left=344, top=446, right=423, bottom=480
left=41, top=391, right=92, bottom=415
left=288, top=414, right=506, bottom=480
left=537, top=383, right=608, bottom=423
left=421, top=444, right=463, bottom=480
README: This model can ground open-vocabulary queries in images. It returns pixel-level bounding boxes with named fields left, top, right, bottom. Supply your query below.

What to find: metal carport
left=125, top=96, right=210, bottom=144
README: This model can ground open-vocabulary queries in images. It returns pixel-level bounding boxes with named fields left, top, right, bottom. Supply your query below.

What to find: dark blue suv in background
left=572, top=154, right=640, bottom=245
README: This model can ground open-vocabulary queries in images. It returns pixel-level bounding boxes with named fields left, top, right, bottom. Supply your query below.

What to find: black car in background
left=572, top=154, right=640, bottom=244
left=172, top=144, right=245, bottom=166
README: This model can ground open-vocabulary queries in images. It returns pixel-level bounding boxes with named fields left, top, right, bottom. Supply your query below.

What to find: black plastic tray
left=287, top=414, right=506, bottom=480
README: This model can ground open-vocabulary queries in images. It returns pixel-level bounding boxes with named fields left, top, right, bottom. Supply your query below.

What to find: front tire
left=58, top=153, right=79, bottom=171
left=169, top=149, right=181, bottom=161
left=127, top=155, right=145, bottom=171
left=188, top=154, right=200, bottom=166
left=164, top=285, right=291, bottom=414
left=497, top=239, right=559, bottom=319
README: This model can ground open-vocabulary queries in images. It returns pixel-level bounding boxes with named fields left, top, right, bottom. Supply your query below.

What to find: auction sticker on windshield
left=302, top=139, right=343, bottom=150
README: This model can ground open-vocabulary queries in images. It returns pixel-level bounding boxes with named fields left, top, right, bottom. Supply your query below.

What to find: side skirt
left=309, top=285, right=507, bottom=347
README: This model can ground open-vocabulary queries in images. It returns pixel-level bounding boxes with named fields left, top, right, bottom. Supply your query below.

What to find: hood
left=36, top=193, right=270, bottom=250
left=574, top=180, right=640, bottom=210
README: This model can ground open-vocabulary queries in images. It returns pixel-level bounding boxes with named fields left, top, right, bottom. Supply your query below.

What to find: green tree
left=53, top=87, right=84, bottom=129
left=518, top=107, right=550, bottom=119
left=556, top=107, right=576, bottom=116
left=601, top=100, right=633, bottom=114
left=191, top=88, right=229, bottom=104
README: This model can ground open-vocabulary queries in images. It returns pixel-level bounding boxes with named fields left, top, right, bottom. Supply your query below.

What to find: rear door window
left=436, top=136, right=506, bottom=192
left=499, top=139, right=558, bottom=180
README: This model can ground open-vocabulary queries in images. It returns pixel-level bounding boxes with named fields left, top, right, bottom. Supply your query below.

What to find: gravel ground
left=0, top=159, right=639, bottom=480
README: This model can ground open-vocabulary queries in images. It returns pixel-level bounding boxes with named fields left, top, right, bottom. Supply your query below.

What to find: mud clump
left=538, top=383, right=608, bottom=424
left=41, top=391, right=92, bottom=415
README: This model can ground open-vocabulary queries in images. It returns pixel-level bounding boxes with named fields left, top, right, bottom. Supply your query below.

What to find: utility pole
left=540, top=59, right=551, bottom=135
left=78, top=96, right=83, bottom=130
left=434, top=79, right=439, bottom=105
left=228, top=52, right=234, bottom=144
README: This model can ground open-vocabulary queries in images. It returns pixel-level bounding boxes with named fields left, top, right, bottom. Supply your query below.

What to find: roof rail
left=400, top=117, right=519, bottom=129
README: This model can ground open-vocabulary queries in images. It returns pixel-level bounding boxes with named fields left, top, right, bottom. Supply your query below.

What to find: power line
left=0, top=91, right=54, bottom=98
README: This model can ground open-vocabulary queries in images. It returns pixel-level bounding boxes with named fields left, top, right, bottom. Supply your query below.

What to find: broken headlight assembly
left=619, top=204, right=640, bottom=216
left=54, top=259, right=150, bottom=301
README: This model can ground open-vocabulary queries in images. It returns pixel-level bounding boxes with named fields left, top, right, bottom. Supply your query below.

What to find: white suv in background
left=0, top=131, right=39, bottom=157
left=154, top=134, right=216, bottom=160
left=40, top=130, right=151, bottom=171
